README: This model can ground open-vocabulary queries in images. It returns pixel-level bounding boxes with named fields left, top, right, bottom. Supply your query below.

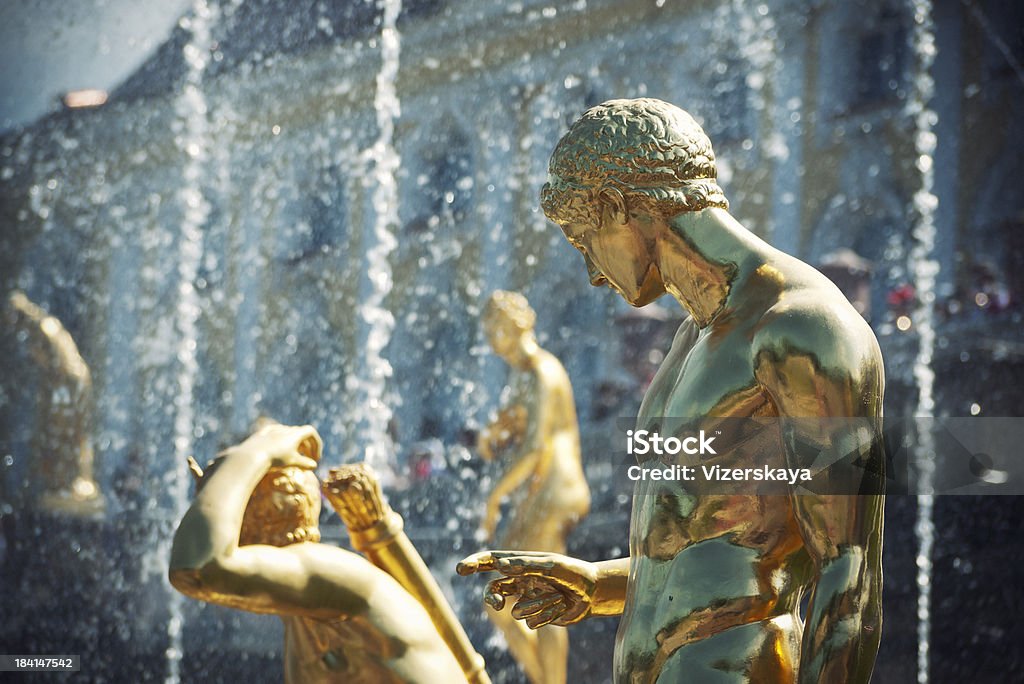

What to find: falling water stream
left=164, top=1, right=216, bottom=681
left=906, top=1, right=939, bottom=682
left=2, top=0, right=1022, bottom=681
left=352, top=0, right=403, bottom=471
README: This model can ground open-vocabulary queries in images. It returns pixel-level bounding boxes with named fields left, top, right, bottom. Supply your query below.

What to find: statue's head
left=540, top=98, right=728, bottom=228
left=540, top=99, right=728, bottom=307
left=193, top=458, right=322, bottom=547
left=239, top=466, right=322, bottom=546
left=483, top=290, right=536, bottom=360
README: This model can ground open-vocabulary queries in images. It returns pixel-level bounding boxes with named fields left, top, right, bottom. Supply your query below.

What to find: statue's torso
left=615, top=315, right=809, bottom=683
left=282, top=614, right=462, bottom=684
left=507, top=350, right=589, bottom=499
left=499, top=350, right=590, bottom=550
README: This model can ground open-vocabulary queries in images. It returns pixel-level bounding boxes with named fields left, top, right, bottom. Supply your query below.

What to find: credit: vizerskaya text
left=627, top=464, right=812, bottom=485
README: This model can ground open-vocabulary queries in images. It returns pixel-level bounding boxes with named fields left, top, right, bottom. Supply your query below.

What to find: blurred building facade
left=1, top=0, right=1021, bottom=681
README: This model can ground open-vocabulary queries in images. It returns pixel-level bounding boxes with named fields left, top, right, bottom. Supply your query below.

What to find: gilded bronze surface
left=460, top=99, right=884, bottom=683
left=323, top=463, right=490, bottom=684
left=474, top=290, right=591, bottom=684
left=169, top=424, right=468, bottom=684
left=6, top=291, right=104, bottom=514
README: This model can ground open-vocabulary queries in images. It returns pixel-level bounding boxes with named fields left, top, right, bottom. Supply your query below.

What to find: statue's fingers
left=252, top=424, right=321, bottom=465
left=525, top=601, right=568, bottom=630
left=484, top=591, right=504, bottom=611
left=520, top=582, right=548, bottom=601
left=458, top=550, right=546, bottom=576
left=488, top=577, right=524, bottom=596
left=500, top=555, right=591, bottom=591
left=283, top=424, right=322, bottom=461
left=484, top=582, right=511, bottom=611
left=484, top=575, right=538, bottom=612
left=256, top=422, right=289, bottom=437
left=551, top=601, right=589, bottom=627
left=457, top=551, right=502, bottom=576
left=495, top=552, right=556, bottom=576
left=292, top=456, right=319, bottom=471
left=511, top=592, right=564, bottom=621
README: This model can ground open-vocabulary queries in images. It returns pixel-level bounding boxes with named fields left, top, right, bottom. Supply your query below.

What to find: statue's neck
left=507, top=333, right=540, bottom=370
left=658, top=208, right=768, bottom=328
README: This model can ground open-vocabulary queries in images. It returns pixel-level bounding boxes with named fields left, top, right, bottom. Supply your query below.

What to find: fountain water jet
left=905, top=1, right=939, bottom=682
left=351, top=0, right=403, bottom=471
left=163, top=1, right=217, bottom=681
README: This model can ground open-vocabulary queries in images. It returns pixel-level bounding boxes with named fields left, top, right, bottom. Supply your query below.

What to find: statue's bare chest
left=637, top=324, right=766, bottom=432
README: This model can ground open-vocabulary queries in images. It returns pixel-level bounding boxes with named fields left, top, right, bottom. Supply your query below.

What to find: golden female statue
left=460, top=99, right=884, bottom=683
left=169, top=423, right=470, bottom=683
left=475, top=290, right=590, bottom=684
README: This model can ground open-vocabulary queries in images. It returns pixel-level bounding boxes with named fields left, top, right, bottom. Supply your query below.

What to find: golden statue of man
left=459, top=99, right=884, bottom=683
left=475, top=290, right=590, bottom=684
left=169, top=423, right=467, bottom=683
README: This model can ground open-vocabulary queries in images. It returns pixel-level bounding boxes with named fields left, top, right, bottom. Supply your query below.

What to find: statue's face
left=240, top=466, right=322, bottom=546
left=560, top=216, right=663, bottom=307
left=484, top=312, right=526, bottom=360
left=268, top=467, right=321, bottom=518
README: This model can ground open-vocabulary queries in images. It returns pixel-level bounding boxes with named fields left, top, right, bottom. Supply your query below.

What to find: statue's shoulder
left=534, top=347, right=569, bottom=377
left=753, top=289, right=881, bottom=368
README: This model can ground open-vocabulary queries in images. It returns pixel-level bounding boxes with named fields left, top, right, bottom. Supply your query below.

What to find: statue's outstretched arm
left=483, top=390, right=554, bottom=537
left=489, top=445, right=539, bottom=503
left=477, top=405, right=527, bottom=462
left=169, top=425, right=319, bottom=572
left=482, top=446, right=539, bottom=539
left=457, top=552, right=628, bottom=628
left=497, top=367, right=558, bottom=488
left=754, top=311, right=883, bottom=684
left=169, top=425, right=381, bottom=618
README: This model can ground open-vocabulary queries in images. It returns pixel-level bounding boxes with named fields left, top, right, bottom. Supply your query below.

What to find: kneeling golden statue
left=169, top=423, right=488, bottom=683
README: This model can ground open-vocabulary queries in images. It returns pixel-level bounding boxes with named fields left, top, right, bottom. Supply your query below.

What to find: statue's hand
left=477, top=405, right=528, bottom=462
left=233, top=423, right=322, bottom=470
left=6, top=290, right=32, bottom=325
left=456, top=551, right=597, bottom=628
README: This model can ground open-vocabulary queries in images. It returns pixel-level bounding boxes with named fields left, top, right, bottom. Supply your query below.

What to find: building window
left=853, top=6, right=907, bottom=106
left=399, top=0, right=444, bottom=25
left=281, top=167, right=347, bottom=263
left=407, top=127, right=473, bottom=234
left=712, top=63, right=750, bottom=143
left=701, top=56, right=750, bottom=144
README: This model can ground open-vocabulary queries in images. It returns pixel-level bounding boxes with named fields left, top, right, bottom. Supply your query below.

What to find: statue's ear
left=597, top=187, right=628, bottom=227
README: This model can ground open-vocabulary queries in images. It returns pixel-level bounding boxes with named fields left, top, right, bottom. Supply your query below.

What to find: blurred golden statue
left=170, top=423, right=489, bottom=684
left=460, top=99, right=884, bottom=683
left=323, top=460, right=489, bottom=684
left=475, top=290, right=590, bottom=684
left=6, top=290, right=103, bottom=514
